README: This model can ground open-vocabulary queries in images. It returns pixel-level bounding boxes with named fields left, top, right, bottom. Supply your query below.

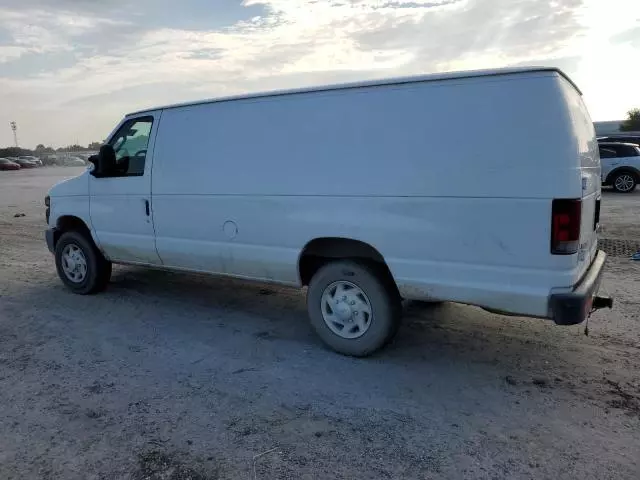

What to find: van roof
left=128, top=66, right=578, bottom=116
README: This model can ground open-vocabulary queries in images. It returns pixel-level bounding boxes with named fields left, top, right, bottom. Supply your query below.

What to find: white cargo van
left=45, top=67, right=612, bottom=356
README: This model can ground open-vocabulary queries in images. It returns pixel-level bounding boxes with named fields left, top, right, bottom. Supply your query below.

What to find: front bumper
left=45, top=227, right=57, bottom=254
left=549, top=250, right=612, bottom=325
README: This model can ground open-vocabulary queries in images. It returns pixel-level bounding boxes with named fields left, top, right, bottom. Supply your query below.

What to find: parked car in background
left=0, top=158, right=21, bottom=170
left=598, top=135, right=640, bottom=147
left=42, top=155, right=60, bottom=166
left=13, top=158, right=38, bottom=169
left=599, top=142, right=640, bottom=193
left=19, top=155, right=43, bottom=166
left=62, top=157, right=86, bottom=167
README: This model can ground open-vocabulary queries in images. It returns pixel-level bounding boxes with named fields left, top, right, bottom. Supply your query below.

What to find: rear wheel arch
left=298, top=237, right=398, bottom=292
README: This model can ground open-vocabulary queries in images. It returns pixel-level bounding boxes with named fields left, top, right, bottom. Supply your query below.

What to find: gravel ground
left=0, top=167, right=639, bottom=480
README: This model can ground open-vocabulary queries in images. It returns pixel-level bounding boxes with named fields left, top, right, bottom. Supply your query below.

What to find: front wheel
left=307, top=260, right=401, bottom=357
left=612, top=171, right=637, bottom=193
left=55, top=230, right=112, bottom=294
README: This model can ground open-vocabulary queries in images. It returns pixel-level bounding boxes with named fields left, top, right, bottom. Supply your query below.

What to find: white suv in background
left=599, top=142, right=640, bottom=193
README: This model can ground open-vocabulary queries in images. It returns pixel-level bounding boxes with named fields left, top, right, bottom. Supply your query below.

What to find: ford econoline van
left=45, top=67, right=612, bottom=356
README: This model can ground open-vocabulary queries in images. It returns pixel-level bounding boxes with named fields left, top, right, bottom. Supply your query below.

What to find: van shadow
left=101, top=266, right=577, bottom=373
left=106, top=265, right=325, bottom=343
left=108, top=265, right=308, bottom=322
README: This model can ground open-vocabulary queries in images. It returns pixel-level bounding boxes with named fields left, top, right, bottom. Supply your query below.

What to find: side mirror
left=87, top=154, right=99, bottom=169
left=89, top=145, right=116, bottom=177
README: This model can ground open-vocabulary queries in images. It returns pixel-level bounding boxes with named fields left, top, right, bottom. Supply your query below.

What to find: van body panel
left=153, top=72, right=581, bottom=199
left=151, top=194, right=583, bottom=316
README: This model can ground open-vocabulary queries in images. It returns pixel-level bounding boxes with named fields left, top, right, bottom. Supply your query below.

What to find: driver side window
left=108, top=116, right=153, bottom=177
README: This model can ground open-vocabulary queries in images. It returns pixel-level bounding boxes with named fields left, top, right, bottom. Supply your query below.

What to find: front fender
left=48, top=197, right=91, bottom=230
left=48, top=197, right=102, bottom=254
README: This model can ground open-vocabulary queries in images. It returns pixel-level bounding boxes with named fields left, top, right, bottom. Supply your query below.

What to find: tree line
left=0, top=142, right=102, bottom=159
left=621, top=108, right=640, bottom=132
left=34, top=142, right=103, bottom=153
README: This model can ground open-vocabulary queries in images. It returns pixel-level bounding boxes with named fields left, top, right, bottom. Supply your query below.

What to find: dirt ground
left=0, top=167, right=639, bottom=480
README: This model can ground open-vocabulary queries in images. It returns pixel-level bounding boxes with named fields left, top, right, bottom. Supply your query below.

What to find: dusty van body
left=45, top=67, right=611, bottom=356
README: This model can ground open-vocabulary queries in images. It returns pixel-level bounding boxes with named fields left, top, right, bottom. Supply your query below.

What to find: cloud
left=354, top=0, right=584, bottom=69
left=0, top=5, right=134, bottom=65
left=0, top=45, right=27, bottom=62
left=610, top=25, right=640, bottom=48
left=0, top=0, right=593, bottom=147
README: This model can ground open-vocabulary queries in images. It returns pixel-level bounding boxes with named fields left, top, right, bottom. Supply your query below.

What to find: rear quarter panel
left=557, top=77, right=601, bottom=275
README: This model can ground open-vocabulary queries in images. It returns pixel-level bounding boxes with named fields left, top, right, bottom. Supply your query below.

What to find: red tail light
left=551, top=199, right=581, bottom=255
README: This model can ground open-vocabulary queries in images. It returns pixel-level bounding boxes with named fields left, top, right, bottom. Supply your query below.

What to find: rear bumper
left=45, top=227, right=57, bottom=254
left=549, top=250, right=612, bottom=325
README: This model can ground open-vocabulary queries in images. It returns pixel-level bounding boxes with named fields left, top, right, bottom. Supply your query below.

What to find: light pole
left=10, top=121, right=18, bottom=148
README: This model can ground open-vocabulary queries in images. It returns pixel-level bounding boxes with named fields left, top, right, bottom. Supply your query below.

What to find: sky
left=0, top=0, right=639, bottom=148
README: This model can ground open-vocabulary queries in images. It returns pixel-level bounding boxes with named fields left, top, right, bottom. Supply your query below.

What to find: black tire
left=307, top=260, right=401, bottom=357
left=611, top=171, right=637, bottom=193
left=54, top=230, right=112, bottom=294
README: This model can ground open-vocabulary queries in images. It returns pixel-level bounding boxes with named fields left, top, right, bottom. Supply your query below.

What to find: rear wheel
left=55, top=230, right=112, bottom=294
left=612, top=171, right=637, bottom=193
left=307, top=260, right=401, bottom=357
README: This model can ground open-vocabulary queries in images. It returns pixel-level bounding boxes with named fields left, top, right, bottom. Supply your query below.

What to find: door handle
left=144, top=199, right=150, bottom=216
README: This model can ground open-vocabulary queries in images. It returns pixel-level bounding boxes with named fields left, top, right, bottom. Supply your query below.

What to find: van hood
left=48, top=169, right=90, bottom=197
